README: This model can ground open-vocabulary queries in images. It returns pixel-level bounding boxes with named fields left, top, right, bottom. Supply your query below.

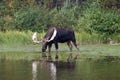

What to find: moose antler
left=32, top=32, right=41, bottom=44
left=46, top=28, right=57, bottom=42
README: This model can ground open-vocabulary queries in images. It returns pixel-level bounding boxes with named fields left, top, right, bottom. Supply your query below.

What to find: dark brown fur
left=42, top=27, right=79, bottom=60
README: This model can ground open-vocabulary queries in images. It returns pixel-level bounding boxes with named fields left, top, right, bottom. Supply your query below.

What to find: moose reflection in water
left=32, top=60, right=76, bottom=80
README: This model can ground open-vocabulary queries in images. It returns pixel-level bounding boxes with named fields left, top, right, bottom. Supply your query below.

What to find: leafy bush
left=77, top=1, right=120, bottom=42
left=14, top=7, right=49, bottom=32
left=49, top=6, right=79, bottom=28
left=0, top=0, right=120, bottom=44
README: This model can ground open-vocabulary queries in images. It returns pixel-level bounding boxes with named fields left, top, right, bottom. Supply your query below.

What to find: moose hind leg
left=67, top=41, right=73, bottom=52
left=67, top=41, right=73, bottom=61
left=72, top=41, right=79, bottom=51
left=72, top=41, right=80, bottom=60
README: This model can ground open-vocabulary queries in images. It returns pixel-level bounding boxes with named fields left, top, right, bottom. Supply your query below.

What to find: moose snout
left=42, top=44, right=47, bottom=52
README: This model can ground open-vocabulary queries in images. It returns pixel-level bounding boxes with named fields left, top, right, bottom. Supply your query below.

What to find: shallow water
left=0, top=60, right=120, bottom=80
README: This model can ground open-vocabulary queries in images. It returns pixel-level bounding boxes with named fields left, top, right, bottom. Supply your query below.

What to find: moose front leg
left=54, top=42, right=58, bottom=60
left=42, top=51, right=47, bottom=60
left=42, top=45, right=47, bottom=58
left=42, top=51, right=47, bottom=58
left=48, top=44, right=52, bottom=60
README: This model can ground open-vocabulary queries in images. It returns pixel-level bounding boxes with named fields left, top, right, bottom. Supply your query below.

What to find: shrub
left=77, top=1, right=120, bottom=42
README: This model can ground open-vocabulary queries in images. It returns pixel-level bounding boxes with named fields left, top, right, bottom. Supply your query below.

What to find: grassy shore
left=0, top=31, right=119, bottom=46
left=0, top=31, right=120, bottom=61
left=0, top=44, right=120, bottom=62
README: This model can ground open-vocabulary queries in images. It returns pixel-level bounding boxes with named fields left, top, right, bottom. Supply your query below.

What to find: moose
left=32, top=27, right=79, bottom=60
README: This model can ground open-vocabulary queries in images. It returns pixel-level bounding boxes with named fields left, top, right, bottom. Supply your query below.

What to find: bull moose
left=32, top=27, right=79, bottom=60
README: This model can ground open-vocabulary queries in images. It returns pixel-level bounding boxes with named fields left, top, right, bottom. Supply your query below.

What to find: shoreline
left=0, top=45, right=120, bottom=62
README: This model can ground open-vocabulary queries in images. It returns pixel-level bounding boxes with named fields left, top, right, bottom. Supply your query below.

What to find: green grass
left=80, top=45, right=120, bottom=62
left=0, top=31, right=119, bottom=47
left=0, top=31, right=32, bottom=46
left=0, top=44, right=120, bottom=62
left=0, top=31, right=120, bottom=61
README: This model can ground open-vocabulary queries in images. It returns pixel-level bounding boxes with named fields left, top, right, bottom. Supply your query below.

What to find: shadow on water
left=32, top=59, right=76, bottom=80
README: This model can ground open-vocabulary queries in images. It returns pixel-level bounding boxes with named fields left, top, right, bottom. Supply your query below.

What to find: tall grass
left=0, top=31, right=32, bottom=46
left=75, top=32, right=103, bottom=44
left=0, top=30, right=119, bottom=46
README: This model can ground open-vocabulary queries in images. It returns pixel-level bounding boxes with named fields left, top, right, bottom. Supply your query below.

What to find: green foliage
left=77, top=1, right=120, bottom=42
left=49, top=6, right=79, bottom=28
left=99, top=0, right=120, bottom=8
left=0, top=0, right=120, bottom=44
left=13, top=5, right=80, bottom=31
left=14, top=7, right=49, bottom=32
left=90, top=12, right=120, bottom=35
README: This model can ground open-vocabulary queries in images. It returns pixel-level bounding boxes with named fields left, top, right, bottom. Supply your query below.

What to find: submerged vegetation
left=0, top=45, right=120, bottom=62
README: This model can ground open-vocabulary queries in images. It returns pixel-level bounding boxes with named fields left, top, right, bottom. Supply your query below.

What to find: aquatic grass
left=80, top=45, right=120, bottom=62
left=0, top=52, right=74, bottom=61
left=0, top=52, right=41, bottom=61
left=0, top=45, right=120, bottom=62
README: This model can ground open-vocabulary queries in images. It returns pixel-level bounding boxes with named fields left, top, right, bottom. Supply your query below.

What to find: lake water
left=0, top=60, right=120, bottom=80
